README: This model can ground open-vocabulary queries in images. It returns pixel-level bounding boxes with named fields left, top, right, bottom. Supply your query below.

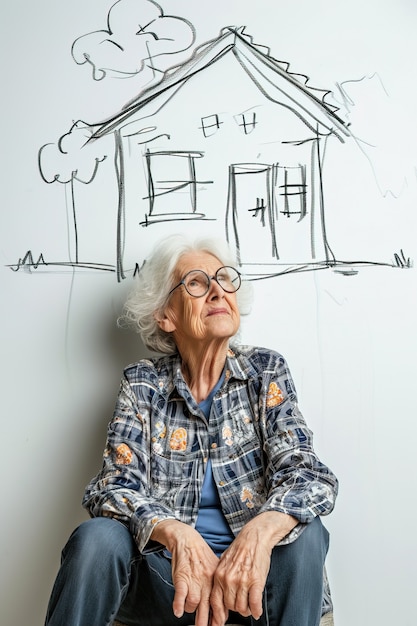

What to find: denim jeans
left=45, top=516, right=329, bottom=626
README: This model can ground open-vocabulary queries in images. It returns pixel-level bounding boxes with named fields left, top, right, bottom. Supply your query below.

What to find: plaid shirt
left=83, top=345, right=338, bottom=612
left=84, top=343, right=338, bottom=543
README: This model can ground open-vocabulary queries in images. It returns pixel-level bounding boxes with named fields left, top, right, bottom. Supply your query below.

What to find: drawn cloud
left=38, top=121, right=108, bottom=185
left=71, top=0, right=196, bottom=81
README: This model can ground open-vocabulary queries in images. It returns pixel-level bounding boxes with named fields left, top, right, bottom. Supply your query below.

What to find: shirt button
left=211, top=443, right=217, bottom=449
left=218, top=481, right=225, bottom=487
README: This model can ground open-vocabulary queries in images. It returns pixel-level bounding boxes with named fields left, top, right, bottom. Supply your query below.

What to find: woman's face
left=159, top=251, right=241, bottom=347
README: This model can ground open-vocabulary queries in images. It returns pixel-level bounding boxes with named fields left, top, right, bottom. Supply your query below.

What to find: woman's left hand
left=150, top=519, right=228, bottom=626
left=209, top=511, right=298, bottom=625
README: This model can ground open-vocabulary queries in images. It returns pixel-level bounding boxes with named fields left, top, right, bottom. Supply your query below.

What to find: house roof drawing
left=91, top=26, right=350, bottom=141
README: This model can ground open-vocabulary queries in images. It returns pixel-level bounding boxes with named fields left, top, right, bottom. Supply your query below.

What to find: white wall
left=2, top=1, right=417, bottom=624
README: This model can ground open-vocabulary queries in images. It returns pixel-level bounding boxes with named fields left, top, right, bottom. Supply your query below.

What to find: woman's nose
left=207, top=278, right=224, bottom=299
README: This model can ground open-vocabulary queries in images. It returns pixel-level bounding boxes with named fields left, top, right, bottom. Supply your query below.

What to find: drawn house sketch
left=10, top=7, right=411, bottom=280
left=90, top=25, right=351, bottom=280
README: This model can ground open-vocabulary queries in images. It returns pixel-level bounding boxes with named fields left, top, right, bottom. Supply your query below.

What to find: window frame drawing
left=141, top=149, right=213, bottom=226
left=200, top=114, right=223, bottom=138
left=234, top=111, right=258, bottom=135
left=277, top=164, right=308, bottom=220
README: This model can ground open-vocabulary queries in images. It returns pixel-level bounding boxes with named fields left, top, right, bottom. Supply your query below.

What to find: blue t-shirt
left=195, top=372, right=235, bottom=556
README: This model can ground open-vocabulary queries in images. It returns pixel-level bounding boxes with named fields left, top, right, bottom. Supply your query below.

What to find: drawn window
left=235, top=112, right=257, bottom=134
left=277, top=164, right=307, bottom=220
left=143, top=150, right=211, bottom=221
left=200, top=114, right=222, bottom=138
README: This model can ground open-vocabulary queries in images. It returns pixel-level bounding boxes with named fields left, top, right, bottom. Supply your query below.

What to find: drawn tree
left=38, top=121, right=108, bottom=265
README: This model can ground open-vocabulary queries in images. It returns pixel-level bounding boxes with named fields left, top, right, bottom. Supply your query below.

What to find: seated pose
left=45, top=235, right=338, bottom=626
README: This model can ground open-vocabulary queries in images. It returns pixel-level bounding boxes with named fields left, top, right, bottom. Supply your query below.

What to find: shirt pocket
left=218, top=400, right=257, bottom=444
left=149, top=423, right=200, bottom=493
left=219, top=410, right=265, bottom=483
left=150, top=449, right=185, bottom=486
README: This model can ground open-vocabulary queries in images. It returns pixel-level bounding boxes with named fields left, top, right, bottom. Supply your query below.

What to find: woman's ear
left=154, top=309, right=177, bottom=333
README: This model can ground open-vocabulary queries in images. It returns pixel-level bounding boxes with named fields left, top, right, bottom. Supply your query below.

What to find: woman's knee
left=297, top=516, right=329, bottom=558
left=63, top=517, right=136, bottom=565
left=270, top=517, right=329, bottom=574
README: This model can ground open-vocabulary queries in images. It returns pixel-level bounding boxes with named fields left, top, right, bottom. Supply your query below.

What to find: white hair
left=119, top=234, right=253, bottom=354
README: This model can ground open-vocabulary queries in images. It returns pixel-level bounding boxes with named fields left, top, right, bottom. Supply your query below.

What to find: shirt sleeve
left=258, top=353, right=338, bottom=524
left=82, top=372, right=176, bottom=553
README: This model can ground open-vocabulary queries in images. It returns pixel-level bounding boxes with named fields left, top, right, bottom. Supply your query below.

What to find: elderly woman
left=45, top=235, right=338, bottom=626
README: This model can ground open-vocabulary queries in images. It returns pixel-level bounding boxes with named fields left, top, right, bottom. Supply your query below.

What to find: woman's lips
left=207, top=308, right=229, bottom=316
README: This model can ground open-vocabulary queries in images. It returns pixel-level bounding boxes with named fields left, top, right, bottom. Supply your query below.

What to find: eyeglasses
left=169, top=266, right=241, bottom=298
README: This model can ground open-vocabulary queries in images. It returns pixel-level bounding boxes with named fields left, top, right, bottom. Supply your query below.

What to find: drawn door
left=226, top=162, right=311, bottom=268
left=225, top=163, right=278, bottom=266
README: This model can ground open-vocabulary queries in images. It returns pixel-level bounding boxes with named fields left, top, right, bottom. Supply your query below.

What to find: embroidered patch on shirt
left=241, top=487, right=255, bottom=509
left=115, top=443, right=133, bottom=465
left=152, top=421, right=166, bottom=441
left=266, top=382, right=284, bottom=407
left=170, top=427, right=187, bottom=451
left=222, top=425, right=233, bottom=446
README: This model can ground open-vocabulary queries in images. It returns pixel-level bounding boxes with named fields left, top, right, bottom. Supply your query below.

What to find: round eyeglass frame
left=168, top=266, right=242, bottom=298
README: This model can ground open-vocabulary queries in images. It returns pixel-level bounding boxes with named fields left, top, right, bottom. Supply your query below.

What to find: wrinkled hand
left=209, top=531, right=269, bottom=623
left=151, top=513, right=297, bottom=626
left=210, top=512, right=298, bottom=626
left=151, top=520, right=228, bottom=626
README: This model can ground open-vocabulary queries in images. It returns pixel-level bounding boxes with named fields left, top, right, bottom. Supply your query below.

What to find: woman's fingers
left=211, top=538, right=269, bottom=620
left=173, top=579, right=189, bottom=618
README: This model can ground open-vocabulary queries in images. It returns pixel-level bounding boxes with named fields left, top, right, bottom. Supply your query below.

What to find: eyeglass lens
left=184, top=267, right=240, bottom=296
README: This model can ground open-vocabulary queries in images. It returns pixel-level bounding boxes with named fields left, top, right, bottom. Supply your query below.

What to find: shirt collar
left=156, top=345, right=251, bottom=400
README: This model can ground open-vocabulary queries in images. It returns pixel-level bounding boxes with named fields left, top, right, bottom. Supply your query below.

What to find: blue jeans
left=45, top=516, right=329, bottom=626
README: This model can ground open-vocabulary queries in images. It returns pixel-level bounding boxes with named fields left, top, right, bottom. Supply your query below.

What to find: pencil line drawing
left=71, top=0, right=196, bottom=82
left=37, top=120, right=109, bottom=267
left=140, top=149, right=215, bottom=226
left=7, top=0, right=412, bottom=281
